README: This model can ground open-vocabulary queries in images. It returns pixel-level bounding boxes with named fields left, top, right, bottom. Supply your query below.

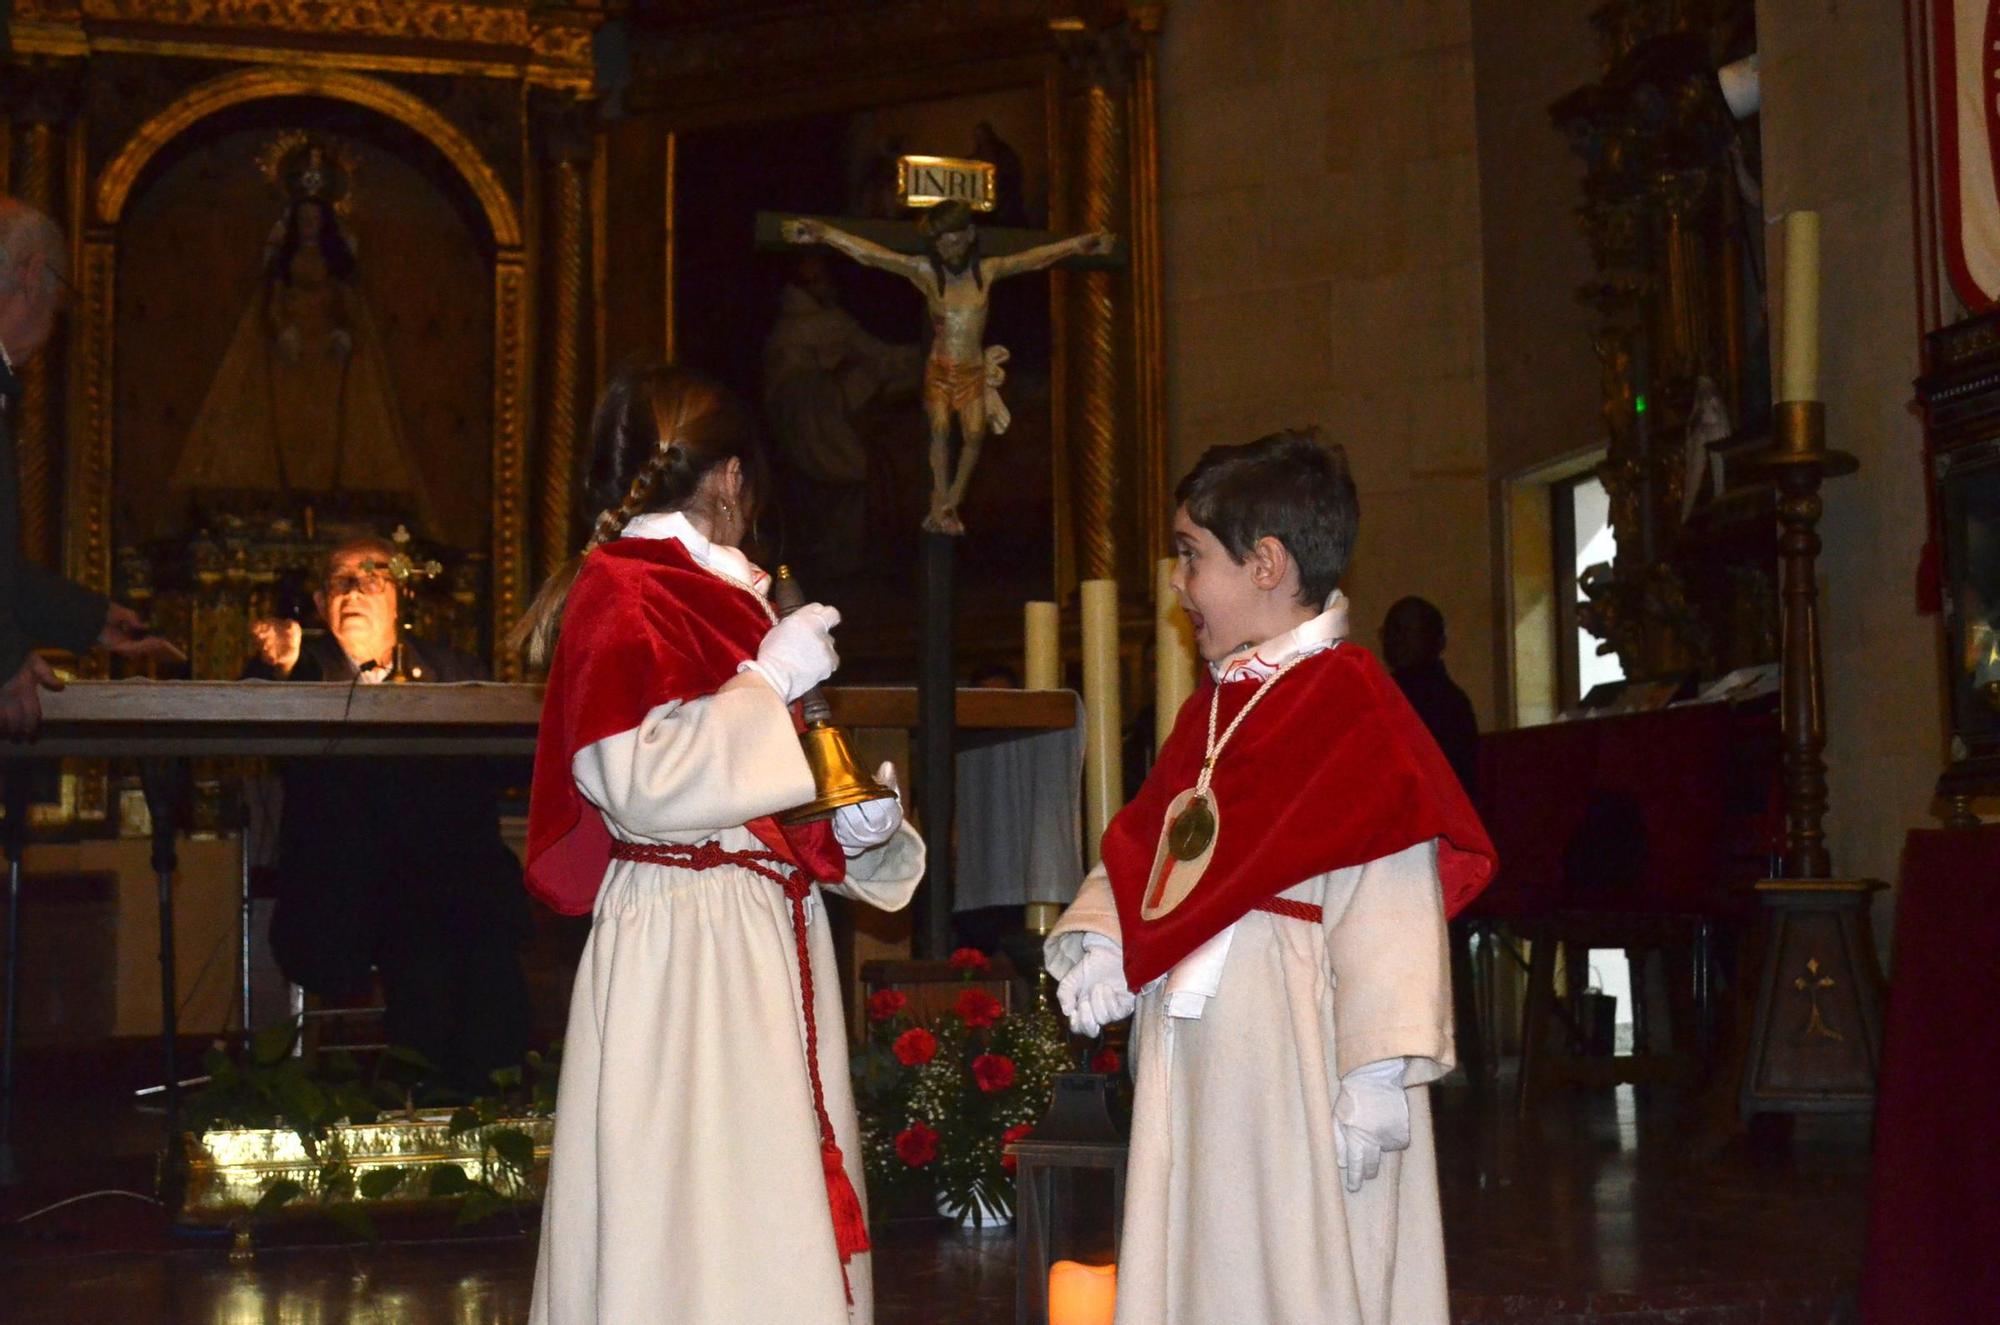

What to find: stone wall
left=1156, top=0, right=1495, bottom=719
left=1758, top=0, right=1941, bottom=921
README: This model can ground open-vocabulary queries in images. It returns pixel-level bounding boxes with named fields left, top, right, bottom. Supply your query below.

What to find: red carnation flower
left=1000, top=1123, right=1033, bottom=1174
left=892, top=1027, right=938, bottom=1066
left=867, top=989, right=908, bottom=1023
left=954, top=989, right=1004, bottom=1029
left=1091, top=1048, right=1122, bottom=1075
left=896, top=1121, right=939, bottom=1167
left=971, top=1054, right=1016, bottom=1094
left=948, top=947, right=991, bottom=973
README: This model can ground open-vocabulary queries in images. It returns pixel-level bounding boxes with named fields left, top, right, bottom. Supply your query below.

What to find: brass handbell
left=770, top=565, right=895, bottom=824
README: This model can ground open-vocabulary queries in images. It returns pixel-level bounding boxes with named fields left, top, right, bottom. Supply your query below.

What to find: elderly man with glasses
left=1, top=194, right=181, bottom=739
left=245, top=535, right=533, bottom=1097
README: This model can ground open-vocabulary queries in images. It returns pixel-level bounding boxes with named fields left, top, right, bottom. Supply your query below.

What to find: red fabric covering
left=1471, top=704, right=1777, bottom=920
left=523, top=537, right=842, bottom=915
left=1861, top=827, right=2000, bottom=1323
left=1103, top=643, right=1495, bottom=990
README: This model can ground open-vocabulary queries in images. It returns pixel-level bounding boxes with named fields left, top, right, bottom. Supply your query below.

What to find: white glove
left=832, top=762, right=903, bottom=856
left=1056, top=933, right=1136, bottom=1037
left=1333, top=1057, right=1411, bottom=1192
left=740, top=603, right=840, bottom=704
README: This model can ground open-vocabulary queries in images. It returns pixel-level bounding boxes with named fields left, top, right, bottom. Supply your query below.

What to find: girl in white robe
left=516, top=363, right=924, bottom=1324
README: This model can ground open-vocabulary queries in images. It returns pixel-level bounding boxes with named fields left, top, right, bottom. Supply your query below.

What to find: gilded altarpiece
left=1552, top=0, right=1777, bottom=685
left=5, top=2, right=610, bottom=826
left=4, top=1, right=1169, bottom=826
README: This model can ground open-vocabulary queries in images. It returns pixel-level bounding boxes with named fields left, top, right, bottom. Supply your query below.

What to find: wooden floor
left=0, top=1054, right=1869, bottom=1324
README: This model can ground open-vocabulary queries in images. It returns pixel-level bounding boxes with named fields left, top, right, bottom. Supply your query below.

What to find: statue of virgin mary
left=170, top=139, right=431, bottom=523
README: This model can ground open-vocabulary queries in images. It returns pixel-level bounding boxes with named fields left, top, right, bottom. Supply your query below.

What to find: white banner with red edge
left=1936, top=0, right=2000, bottom=309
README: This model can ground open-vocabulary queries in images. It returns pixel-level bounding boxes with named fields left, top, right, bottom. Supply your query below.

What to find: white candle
left=1048, top=1260, right=1117, bottom=1325
left=1024, top=600, right=1061, bottom=691
left=1080, top=579, right=1121, bottom=862
left=1154, top=557, right=1196, bottom=752
left=1778, top=209, right=1821, bottom=403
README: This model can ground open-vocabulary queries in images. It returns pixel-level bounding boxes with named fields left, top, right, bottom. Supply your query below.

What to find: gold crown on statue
left=256, top=131, right=358, bottom=214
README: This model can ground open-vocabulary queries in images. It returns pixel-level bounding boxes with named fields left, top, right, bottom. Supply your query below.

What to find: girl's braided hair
left=506, top=360, right=765, bottom=669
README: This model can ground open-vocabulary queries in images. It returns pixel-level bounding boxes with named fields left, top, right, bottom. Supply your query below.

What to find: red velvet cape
left=524, top=537, right=843, bottom=915
left=1104, top=642, right=1496, bottom=989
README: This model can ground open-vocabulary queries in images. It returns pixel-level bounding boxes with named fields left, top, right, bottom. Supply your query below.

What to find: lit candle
left=1154, top=557, right=1196, bottom=752
left=1025, top=600, right=1061, bottom=691
left=1080, top=579, right=1121, bottom=862
left=1778, top=209, right=1821, bottom=404
left=1048, top=1260, right=1117, bottom=1325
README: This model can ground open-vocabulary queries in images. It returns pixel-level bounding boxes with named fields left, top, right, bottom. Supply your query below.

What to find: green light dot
left=1635, top=395, right=1648, bottom=415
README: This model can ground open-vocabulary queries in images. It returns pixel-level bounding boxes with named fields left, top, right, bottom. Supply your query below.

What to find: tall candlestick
left=1024, top=601, right=1061, bottom=691
left=1778, top=210, right=1821, bottom=404
left=1154, top=557, right=1196, bottom=751
left=1080, top=579, right=1121, bottom=862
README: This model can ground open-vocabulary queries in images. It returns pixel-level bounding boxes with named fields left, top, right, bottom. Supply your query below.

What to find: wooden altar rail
left=0, top=681, right=1077, bottom=758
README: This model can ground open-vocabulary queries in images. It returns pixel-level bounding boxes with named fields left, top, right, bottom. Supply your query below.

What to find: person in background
left=246, top=536, right=531, bottom=1095
left=1, top=194, right=182, bottom=739
left=1382, top=594, right=1479, bottom=797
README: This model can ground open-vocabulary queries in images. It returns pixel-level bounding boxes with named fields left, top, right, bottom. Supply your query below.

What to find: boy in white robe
left=1047, top=430, right=1495, bottom=1324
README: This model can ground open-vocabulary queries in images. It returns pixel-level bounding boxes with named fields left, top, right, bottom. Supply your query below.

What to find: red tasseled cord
left=822, top=1140, right=871, bottom=1259
left=609, top=840, right=873, bottom=1300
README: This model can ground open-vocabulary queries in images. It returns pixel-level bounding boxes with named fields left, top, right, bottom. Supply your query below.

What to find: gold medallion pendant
left=1166, top=793, right=1216, bottom=861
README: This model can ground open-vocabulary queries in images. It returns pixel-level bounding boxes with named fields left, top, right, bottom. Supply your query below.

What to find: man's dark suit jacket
left=246, top=632, right=530, bottom=996
left=1, top=358, right=106, bottom=677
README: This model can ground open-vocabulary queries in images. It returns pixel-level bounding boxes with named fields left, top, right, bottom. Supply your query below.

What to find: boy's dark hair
left=1174, top=428, right=1358, bottom=607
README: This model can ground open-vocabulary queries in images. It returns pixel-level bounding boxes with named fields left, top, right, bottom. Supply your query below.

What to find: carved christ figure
left=783, top=201, right=1112, bottom=534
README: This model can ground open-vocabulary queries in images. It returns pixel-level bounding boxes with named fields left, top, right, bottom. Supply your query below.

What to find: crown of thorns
left=919, top=199, right=977, bottom=237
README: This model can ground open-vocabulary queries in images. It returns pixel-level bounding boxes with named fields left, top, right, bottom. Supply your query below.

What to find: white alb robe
left=1047, top=599, right=1455, bottom=1325
left=530, top=517, right=924, bottom=1325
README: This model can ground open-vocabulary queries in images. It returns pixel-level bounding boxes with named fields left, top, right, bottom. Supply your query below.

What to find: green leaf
left=382, top=1045, right=438, bottom=1073
left=427, top=1164, right=472, bottom=1199
left=487, top=1065, right=523, bottom=1090
left=455, top=1187, right=505, bottom=1228
left=322, top=1202, right=378, bottom=1243
left=318, top=1163, right=355, bottom=1204
left=252, top=1178, right=304, bottom=1217
left=357, top=1166, right=407, bottom=1200
left=250, top=1019, right=300, bottom=1068
left=276, top=1075, right=329, bottom=1128
left=488, top=1128, right=534, bottom=1177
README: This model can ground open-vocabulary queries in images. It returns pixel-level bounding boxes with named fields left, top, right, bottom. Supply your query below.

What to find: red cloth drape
left=1860, top=827, right=2000, bottom=1323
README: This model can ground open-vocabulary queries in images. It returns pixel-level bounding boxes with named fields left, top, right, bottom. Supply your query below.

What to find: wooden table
left=0, top=679, right=1075, bottom=1183
left=2, top=680, right=1076, bottom=757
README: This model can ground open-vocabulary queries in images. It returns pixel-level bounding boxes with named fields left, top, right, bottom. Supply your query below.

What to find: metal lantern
left=1009, top=1072, right=1128, bottom=1325
left=1918, top=312, right=2000, bottom=820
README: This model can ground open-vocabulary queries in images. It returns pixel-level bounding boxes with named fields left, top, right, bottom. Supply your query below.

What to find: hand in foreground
left=744, top=603, right=840, bottom=704
left=1056, top=934, right=1136, bottom=1037
left=249, top=617, right=303, bottom=675
left=0, top=655, right=62, bottom=742
left=833, top=761, right=903, bottom=856
left=1333, top=1058, right=1411, bottom=1192
left=99, top=603, right=187, bottom=666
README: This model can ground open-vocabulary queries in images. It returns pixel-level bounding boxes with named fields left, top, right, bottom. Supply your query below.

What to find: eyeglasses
left=326, top=573, right=392, bottom=596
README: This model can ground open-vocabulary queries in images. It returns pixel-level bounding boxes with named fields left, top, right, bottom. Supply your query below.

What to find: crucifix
left=758, top=157, right=1122, bottom=954
left=758, top=169, right=1121, bottom=535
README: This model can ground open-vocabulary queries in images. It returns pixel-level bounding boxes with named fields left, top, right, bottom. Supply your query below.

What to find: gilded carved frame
left=71, top=66, right=533, bottom=676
